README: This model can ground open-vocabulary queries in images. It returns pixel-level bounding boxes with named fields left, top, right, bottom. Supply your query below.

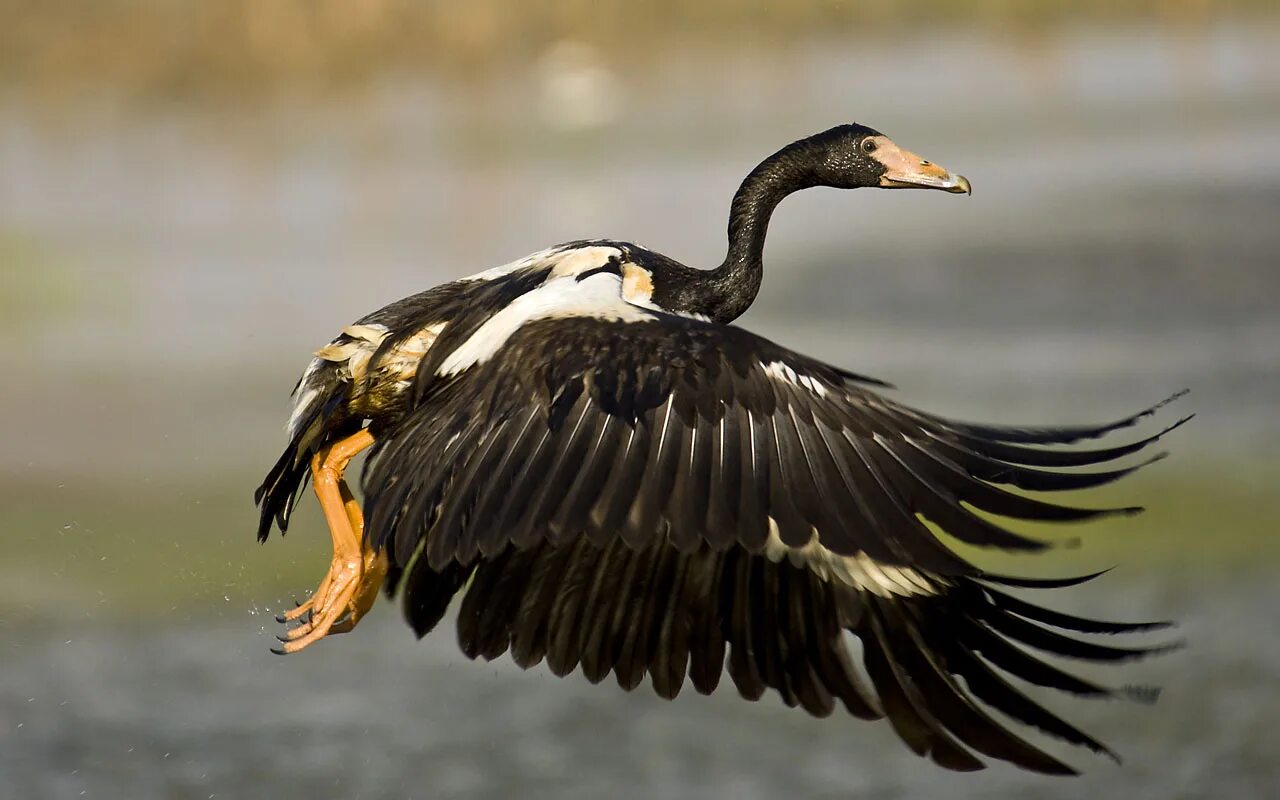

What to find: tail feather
left=254, top=446, right=309, bottom=542
left=255, top=364, right=349, bottom=541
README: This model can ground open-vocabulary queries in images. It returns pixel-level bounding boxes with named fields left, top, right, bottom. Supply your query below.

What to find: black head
left=706, top=123, right=971, bottom=323
left=787, top=123, right=971, bottom=194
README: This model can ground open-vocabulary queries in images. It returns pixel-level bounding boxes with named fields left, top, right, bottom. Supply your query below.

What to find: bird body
left=255, top=124, right=1182, bottom=774
left=259, top=240, right=691, bottom=521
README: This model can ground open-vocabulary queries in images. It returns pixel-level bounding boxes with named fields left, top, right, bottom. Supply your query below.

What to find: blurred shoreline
left=5, top=1, right=1277, bottom=109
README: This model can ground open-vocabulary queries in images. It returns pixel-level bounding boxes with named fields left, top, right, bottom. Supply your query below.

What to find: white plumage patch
left=549, top=246, right=623, bottom=278
left=314, top=323, right=391, bottom=382
left=459, top=246, right=566, bottom=283
left=373, top=321, right=447, bottom=383
left=285, top=353, right=331, bottom=439
left=436, top=272, right=653, bottom=377
left=286, top=382, right=320, bottom=437
left=763, top=521, right=939, bottom=597
left=459, top=243, right=624, bottom=284
left=620, top=262, right=658, bottom=308
left=762, top=360, right=829, bottom=398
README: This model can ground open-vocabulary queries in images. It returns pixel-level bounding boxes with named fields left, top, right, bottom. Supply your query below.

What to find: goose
left=255, top=123, right=1184, bottom=773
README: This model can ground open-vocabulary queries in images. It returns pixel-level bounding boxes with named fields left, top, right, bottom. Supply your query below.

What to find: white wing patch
left=437, top=272, right=653, bottom=377
left=762, top=360, right=829, bottom=398
left=764, top=522, right=940, bottom=597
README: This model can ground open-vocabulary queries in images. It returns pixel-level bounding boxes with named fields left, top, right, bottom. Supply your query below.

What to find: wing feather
left=875, top=600, right=1077, bottom=775
left=352, top=287, right=1181, bottom=773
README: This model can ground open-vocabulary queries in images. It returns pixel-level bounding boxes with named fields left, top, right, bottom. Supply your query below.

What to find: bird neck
left=702, top=145, right=818, bottom=323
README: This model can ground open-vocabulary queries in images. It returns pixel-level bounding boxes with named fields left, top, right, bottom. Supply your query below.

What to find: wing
left=364, top=299, right=1185, bottom=581
left=361, top=273, right=1184, bottom=773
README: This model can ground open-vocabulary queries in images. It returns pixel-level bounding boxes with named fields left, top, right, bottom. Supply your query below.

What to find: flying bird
left=256, top=124, right=1183, bottom=774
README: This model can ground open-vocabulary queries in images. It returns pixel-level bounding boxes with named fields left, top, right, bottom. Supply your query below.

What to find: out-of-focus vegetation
left=2, top=0, right=1271, bottom=106
left=0, top=234, right=79, bottom=329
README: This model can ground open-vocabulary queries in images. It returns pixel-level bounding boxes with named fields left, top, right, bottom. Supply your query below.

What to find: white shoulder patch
left=764, top=522, right=940, bottom=597
left=548, top=245, right=623, bottom=278
left=436, top=272, right=653, bottom=377
left=620, top=262, right=657, bottom=308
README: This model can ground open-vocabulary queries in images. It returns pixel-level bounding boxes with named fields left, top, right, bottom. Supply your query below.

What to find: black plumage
left=417, top=529, right=1170, bottom=775
left=355, top=311, right=1180, bottom=774
left=363, top=315, right=1181, bottom=576
left=257, top=123, right=1181, bottom=774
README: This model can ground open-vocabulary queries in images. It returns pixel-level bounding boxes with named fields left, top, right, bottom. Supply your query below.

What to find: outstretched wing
left=361, top=270, right=1184, bottom=773
left=363, top=280, right=1184, bottom=585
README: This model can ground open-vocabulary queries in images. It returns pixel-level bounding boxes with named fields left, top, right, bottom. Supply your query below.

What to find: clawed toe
left=271, top=566, right=369, bottom=653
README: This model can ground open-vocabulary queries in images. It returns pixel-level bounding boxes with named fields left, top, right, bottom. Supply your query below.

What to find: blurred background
left=2, top=1, right=1279, bottom=798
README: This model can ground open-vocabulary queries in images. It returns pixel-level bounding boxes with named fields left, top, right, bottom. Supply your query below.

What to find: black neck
left=699, top=141, right=820, bottom=323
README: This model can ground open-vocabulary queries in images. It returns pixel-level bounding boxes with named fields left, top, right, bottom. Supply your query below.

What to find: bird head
left=803, top=123, right=971, bottom=194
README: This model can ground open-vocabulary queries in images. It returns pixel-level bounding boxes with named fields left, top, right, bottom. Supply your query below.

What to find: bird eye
left=861, top=139, right=878, bottom=154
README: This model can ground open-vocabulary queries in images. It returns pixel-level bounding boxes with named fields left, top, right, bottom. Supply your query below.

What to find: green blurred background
left=2, top=2, right=1279, bottom=798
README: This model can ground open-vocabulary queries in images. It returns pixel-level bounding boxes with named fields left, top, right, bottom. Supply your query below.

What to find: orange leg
left=275, top=445, right=347, bottom=626
left=276, top=476, right=367, bottom=626
left=324, top=481, right=388, bottom=633
left=273, top=429, right=384, bottom=654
